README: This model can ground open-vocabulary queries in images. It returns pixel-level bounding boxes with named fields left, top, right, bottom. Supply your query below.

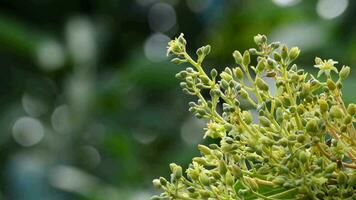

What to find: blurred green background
left=0, top=0, right=355, bottom=199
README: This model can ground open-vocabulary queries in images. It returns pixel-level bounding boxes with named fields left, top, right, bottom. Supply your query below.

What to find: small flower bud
left=203, top=45, right=211, bottom=55
left=256, top=77, right=269, bottom=91
left=254, top=34, right=265, bottom=45
left=239, top=88, right=249, bottom=99
left=281, top=45, right=288, bottom=60
left=171, top=58, right=186, bottom=64
left=348, top=173, right=356, bottom=187
left=273, top=176, right=286, bottom=186
left=200, top=173, right=210, bottom=186
left=278, top=138, right=288, bottom=147
left=289, top=47, right=300, bottom=60
left=220, top=79, right=229, bottom=90
left=242, top=111, right=253, bottom=124
left=297, top=134, right=306, bottom=143
left=315, top=57, right=322, bottom=65
left=325, top=163, right=337, bottom=173
left=220, top=71, right=233, bottom=81
left=327, top=79, right=336, bottom=91
left=318, top=99, right=328, bottom=113
left=233, top=68, right=243, bottom=80
left=273, top=52, right=282, bottom=62
left=337, top=171, right=348, bottom=185
left=245, top=177, right=259, bottom=191
left=225, top=171, right=234, bottom=186
left=233, top=50, right=243, bottom=64
left=210, top=69, right=218, bottom=79
left=343, top=115, right=352, bottom=125
left=339, top=65, right=350, bottom=80
left=159, top=177, right=167, bottom=186
left=299, top=151, right=307, bottom=163
left=196, top=47, right=203, bottom=57
left=170, top=163, right=182, bottom=179
left=256, top=58, right=266, bottom=73
left=260, top=136, right=274, bottom=146
left=242, top=50, right=250, bottom=67
left=152, top=179, right=161, bottom=189
left=230, top=165, right=243, bottom=178
left=259, top=116, right=271, bottom=127
left=306, top=119, right=318, bottom=134
left=347, top=103, right=356, bottom=116
left=330, top=106, right=343, bottom=119
left=198, top=144, right=211, bottom=155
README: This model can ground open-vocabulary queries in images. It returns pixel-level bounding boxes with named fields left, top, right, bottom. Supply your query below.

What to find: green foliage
left=152, top=34, right=356, bottom=199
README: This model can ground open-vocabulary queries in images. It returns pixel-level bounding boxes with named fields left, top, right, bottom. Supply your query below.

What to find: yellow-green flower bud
left=198, top=144, right=211, bottom=155
left=159, top=177, right=168, bottom=186
left=171, top=58, right=186, bottom=64
left=170, top=163, right=182, bottom=179
left=256, top=58, right=266, bottom=73
left=330, top=106, right=343, bottom=119
left=210, top=69, right=218, bottom=79
left=325, top=163, right=337, bottom=173
left=203, top=45, right=211, bottom=55
left=339, top=65, right=350, bottom=80
left=281, top=45, right=288, bottom=60
left=297, top=134, right=306, bottom=143
left=299, top=151, right=307, bottom=163
left=242, top=50, right=250, bottom=67
left=234, top=67, right=244, bottom=79
left=231, top=165, right=243, bottom=178
left=347, top=103, right=356, bottom=116
left=318, top=99, right=328, bottom=113
left=256, top=77, right=269, bottom=91
left=315, top=57, right=322, bottom=65
left=337, top=171, right=348, bottom=185
left=220, top=71, right=232, bottom=81
left=233, top=50, right=243, bottom=64
left=225, top=171, right=234, bottom=186
left=348, top=173, right=356, bottom=187
left=152, top=179, right=161, bottom=189
left=200, top=173, right=210, bottom=186
left=242, top=111, right=253, bottom=124
left=306, top=119, right=318, bottom=134
left=343, top=115, right=352, bottom=125
left=274, top=52, right=282, bottom=62
left=254, top=34, right=265, bottom=45
left=245, top=177, right=259, bottom=191
left=240, top=88, right=249, bottom=99
left=273, top=176, right=286, bottom=186
left=259, top=116, right=271, bottom=127
left=327, top=79, right=336, bottom=91
left=278, top=138, right=288, bottom=147
left=289, top=47, right=300, bottom=60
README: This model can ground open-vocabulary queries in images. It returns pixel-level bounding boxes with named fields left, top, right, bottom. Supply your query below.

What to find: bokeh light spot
left=78, top=146, right=101, bottom=169
left=186, top=0, right=213, bottom=13
left=272, top=0, right=301, bottom=7
left=316, top=0, right=348, bottom=19
left=22, top=93, right=48, bottom=117
left=148, top=3, right=176, bottom=32
left=36, top=39, right=65, bottom=71
left=180, top=117, right=205, bottom=145
left=51, top=105, right=72, bottom=134
left=144, top=33, right=170, bottom=62
left=12, top=117, right=44, bottom=147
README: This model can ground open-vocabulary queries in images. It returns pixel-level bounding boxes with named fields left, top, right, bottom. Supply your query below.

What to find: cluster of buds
left=152, top=34, right=356, bottom=199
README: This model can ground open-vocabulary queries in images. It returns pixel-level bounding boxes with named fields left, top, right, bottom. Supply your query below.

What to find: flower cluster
left=152, top=34, right=356, bottom=199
